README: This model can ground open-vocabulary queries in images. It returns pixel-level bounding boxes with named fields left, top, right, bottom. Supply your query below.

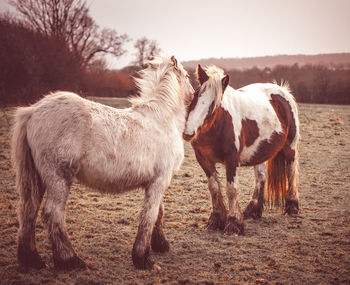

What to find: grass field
left=0, top=97, right=349, bottom=284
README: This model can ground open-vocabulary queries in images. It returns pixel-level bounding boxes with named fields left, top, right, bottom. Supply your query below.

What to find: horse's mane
left=200, top=65, right=226, bottom=109
left=130, top=55, right=188, bottom=119
left=205, top=65, right=225, bottom=78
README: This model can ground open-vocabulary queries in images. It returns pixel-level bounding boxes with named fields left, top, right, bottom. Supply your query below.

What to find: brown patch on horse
left=243, top=93, right=297, bottom=167
left=242, top=131, right=286, bottom=166
left=200, top=102, right=221, bottom=133
left=192, top=107, right=237, bottom=169
left=239, top=119, right=259, bottom=153
left=264, top=94, right=297, bottom=207
left=270, top=94, right=297, bottom=146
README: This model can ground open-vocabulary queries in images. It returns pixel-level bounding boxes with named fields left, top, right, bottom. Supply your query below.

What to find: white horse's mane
left=130, top=54, right=189, bottom=119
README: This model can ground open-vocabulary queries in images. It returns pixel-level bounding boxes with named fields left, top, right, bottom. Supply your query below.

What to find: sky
left=2, top=0, right=350, bottom=68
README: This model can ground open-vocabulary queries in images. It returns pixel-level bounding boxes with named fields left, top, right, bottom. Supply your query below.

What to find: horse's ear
left=197, top=64, right=209, bottom=84
left=221, top=75, right=229, bottom=92
left=171, top=56, right=178, bottom=69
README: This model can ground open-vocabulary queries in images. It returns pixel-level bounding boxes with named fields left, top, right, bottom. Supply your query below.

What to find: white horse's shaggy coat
left=12, top=55, right=193, bottom=270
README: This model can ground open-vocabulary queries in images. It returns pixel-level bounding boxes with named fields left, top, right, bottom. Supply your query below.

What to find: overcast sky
left=2, top=0, right=350, bottom=68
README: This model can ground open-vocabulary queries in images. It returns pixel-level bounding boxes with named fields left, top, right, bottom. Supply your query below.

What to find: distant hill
left=182, top=53, right=350, bottom=70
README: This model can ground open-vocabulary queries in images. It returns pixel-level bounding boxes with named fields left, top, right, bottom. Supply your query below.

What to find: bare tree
left=10, top=0, right=129, bottom=66
left=133, top=37, right=160, bottom=67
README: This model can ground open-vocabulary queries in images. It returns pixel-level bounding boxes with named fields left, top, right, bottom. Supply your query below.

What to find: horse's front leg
left=206, top=172, right=227, bottom=230
left=244, top=163, right=266, bottom=219
left=224, top=162, right=244, bottom=236
left=194, top=150, right=227, bottom=230
left=132, top=177, right=168, bottom=270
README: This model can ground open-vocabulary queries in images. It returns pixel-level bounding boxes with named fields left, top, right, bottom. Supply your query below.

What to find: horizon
left=184, top=52, right=350, bottom=61
left=88, top=0, right=350, bottom=69
left=1, top=0, right=350, bottom=69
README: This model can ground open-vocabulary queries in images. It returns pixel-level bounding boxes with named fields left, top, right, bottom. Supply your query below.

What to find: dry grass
left=0, top=98, right=349, bottom=284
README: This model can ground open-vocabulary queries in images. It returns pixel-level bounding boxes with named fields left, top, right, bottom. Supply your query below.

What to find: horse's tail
left=12, top=106, right=44, bottom=212
left=12, top=106, right=45, bottom=266
left=266, top=80, right=300, bottom=208
left=266, top=150, right=288, bottom=207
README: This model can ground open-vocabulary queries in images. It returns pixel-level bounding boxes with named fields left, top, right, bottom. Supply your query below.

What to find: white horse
left=11, top=55, right=193, bottom=270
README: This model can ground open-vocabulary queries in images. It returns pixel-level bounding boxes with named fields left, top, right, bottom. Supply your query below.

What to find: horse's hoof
left=243, top=201, right=263, bottom=220
left=54, top=255, right=87, bottom=271
left=151, top=230, right=170, bottom=253
left=18, top=245, right=46, bottom=270
left=224, top=217, right=244, bottom=236
left=132, top=247, right=155, bottom=270
left=207, top=212, right=226, bottom=231
left=284, top=199, right=300, bottom=215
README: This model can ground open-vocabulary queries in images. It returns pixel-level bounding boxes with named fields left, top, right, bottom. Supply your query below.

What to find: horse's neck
left=133, top=99, right=187, bottom=133
left=221, top=86, right=241, bottom=116
left=133, top=72, right=187, bottom=133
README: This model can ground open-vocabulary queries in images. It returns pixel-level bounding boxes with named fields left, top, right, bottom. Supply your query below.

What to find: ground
left=0, top=98, right=349, bottom=285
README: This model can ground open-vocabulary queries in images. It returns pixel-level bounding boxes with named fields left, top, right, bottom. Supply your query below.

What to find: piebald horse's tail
left=266, top=151, right=288, bottom=207
left=266, top=82, right=300, bottom=210
left=11, top=106, right=46, bottom=268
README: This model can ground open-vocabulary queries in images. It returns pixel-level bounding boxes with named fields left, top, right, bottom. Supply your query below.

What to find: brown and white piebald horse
left=183, top=65, right=300, bottom=236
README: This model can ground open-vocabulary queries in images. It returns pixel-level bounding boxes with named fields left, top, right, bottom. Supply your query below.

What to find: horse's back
left=221, top=83, right=299, bottom=165
left=224, top=83, right=298, bottom=130
left=238, top=82, right=297, bottom=112
left=20, top=92, right=92, bottom=179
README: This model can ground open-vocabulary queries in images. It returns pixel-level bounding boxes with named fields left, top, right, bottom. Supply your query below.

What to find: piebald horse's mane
left=198, top=65, right=226, bottom=113
left=205, top=65, right=225, bottom=78
left=130, top=55, right=190, bottom=119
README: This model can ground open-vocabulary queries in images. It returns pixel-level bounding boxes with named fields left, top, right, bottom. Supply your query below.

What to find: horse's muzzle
left=183, top=132, right=195, bottom=141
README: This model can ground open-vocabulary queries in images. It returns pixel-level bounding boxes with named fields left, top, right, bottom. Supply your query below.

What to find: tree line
left=0, top=0, right=349, bottom=105
left=0, top=0, right=158, bottom=105
left=226, top=64, right=350, bottom=104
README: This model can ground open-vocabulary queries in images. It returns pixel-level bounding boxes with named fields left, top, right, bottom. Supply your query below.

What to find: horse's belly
left=76, top=155, right=156, bottom=193
left=239, top=131, right=286, bottom=166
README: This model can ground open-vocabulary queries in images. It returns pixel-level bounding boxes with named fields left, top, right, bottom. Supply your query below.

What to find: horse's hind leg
left=285, top=155, right=300, bottom=215
left=151, top=202, right=169, bottom=253
left=132, top=177, right=168, bottom=269
left=244, top=163, right=266, bottom=219
left=42, top=168, right=86, bottom=270
left=17, top=180, right=46, bottom=269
